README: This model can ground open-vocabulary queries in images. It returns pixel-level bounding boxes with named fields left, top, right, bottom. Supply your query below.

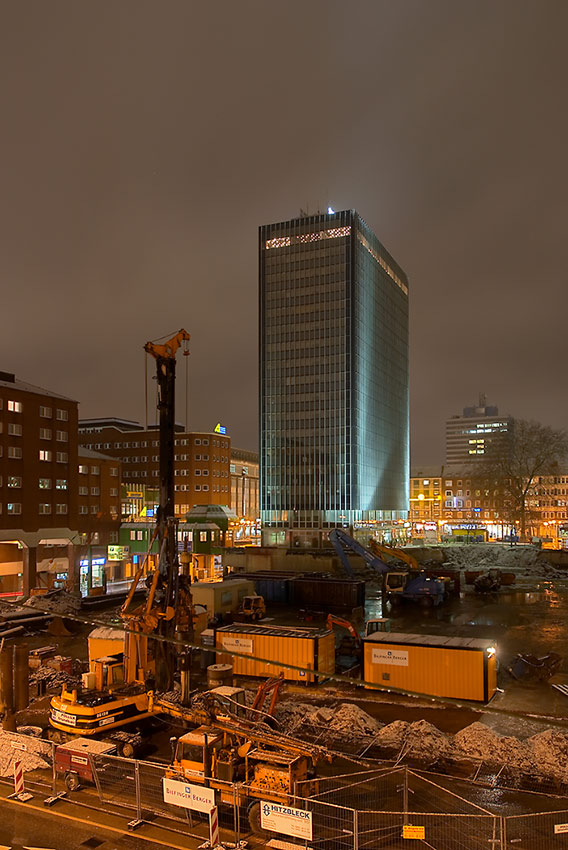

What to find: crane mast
left=144, top=329, right=191, bottom=690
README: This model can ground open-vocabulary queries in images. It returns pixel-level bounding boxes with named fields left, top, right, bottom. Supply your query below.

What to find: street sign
left=107, top=545, right=129, bottom=561
left=260, top=802, right=313, bottom=840
left=162, top=777, right=215, bottom=813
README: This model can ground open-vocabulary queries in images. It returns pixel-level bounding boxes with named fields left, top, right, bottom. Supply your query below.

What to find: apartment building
left=0, top=370, right=78, bottom=593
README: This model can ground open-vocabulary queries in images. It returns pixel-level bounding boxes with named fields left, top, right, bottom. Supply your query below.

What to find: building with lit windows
left=259, top=209, right=409, bottom=547
left=78, top=419, right=231, bottom=516
left=445, top=395, right=512, bottom=466
left=0, top=370, right=79, bottom=595
left=230, top=447, right=260, bottom=544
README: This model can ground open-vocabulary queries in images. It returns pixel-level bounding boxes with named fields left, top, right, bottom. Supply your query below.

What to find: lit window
left=56, top=479, right=67, bottom=490
left=8, top=400, right=23, bottom=413
left=79, top=465, right=88, bottom=474
left=130, top=530, right=136, bottom=541
left=39, top=478, right=51, bottom=489
left=7, top=477, right=22, bottom=488
left=7, top=503, right=21, bottom=514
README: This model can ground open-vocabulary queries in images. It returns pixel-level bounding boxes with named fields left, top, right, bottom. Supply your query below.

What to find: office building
left=259, top=209, right=409, bottom=546
left=445, top=395, right=512, bottom=466
left=78, top=419, right=231, bottom=515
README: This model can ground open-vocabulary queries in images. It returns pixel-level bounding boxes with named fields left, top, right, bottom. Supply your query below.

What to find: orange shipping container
left=216, top=624, right=334, bottom=684
left=363, top=632, right=497, bottom=703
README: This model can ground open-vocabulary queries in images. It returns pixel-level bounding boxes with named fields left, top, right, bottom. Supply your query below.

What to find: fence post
left=51, top=741, right=57, bottom=794
left=233, top=782, right=240, bottom=848
left=353, top=809, right=358, bottom=850
left=403, top=765, right=409, bottom=825
left=501, top=815, right=506, bottom=850
left=127, top=759, right=143, bottom=831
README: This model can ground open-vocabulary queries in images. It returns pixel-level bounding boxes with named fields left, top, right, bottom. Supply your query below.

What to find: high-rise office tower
left=259, top=209, right=409, bottom=546
left=445, top=394, right=512, bottom=466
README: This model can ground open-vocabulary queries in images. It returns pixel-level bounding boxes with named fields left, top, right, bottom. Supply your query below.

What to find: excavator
left=369, top=538, right=460, bottom=597
left=329, top=529, right=447, bottom=607
left=50, top=330, right=197, bottom=743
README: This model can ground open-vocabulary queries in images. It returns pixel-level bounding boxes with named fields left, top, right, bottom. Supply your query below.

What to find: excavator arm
left=329, top=529, right=392, bottom=577
left=326, top=614, right=362, bottom=649
left=369, top=538, right=418, bottom=571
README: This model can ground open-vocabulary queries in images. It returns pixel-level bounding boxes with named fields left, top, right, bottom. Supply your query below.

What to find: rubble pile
left=403, top=720, right=453, bottom=759
left=375, top=719, right=409, bottom=750
left=24, top=590, right=81, bottom=615
left=280, top=702, right=383, bottom=742
left=0, top=730, right=51, bottom=777
left=29, top=663, right=81, bottom=692
left=453, top=721, right=501, bottom=761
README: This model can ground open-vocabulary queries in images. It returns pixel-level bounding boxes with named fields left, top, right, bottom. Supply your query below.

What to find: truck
left=237, top=594, right=266, bottom=621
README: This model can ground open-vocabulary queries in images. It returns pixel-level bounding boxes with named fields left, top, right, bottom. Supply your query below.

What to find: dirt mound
left=24, top=590, right=81, bottom=615
left=527, top=729, right=568, bottom=779
left=404, top=720, right=452, bottom=759
left=453, top=721, right=502, bottom=761
left=277, top=701, right=382, bottom=743
left=375, top=720, right=409, bottom=750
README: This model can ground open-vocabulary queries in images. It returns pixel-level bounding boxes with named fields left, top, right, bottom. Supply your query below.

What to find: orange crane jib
left=144, top=329, right=190, bottom=361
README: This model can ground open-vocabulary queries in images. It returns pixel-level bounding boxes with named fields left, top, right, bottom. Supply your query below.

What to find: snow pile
left=0, top=730, right=51, bottom=777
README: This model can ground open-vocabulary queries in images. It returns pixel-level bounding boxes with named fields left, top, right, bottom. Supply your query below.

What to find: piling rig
left=50, top=330, right=196, bottom=739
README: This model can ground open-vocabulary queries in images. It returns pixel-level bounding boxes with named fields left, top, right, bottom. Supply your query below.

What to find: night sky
left=2, top=1, right=567, bottom=465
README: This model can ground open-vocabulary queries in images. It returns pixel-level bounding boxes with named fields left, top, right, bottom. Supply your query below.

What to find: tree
left=480, top=419, right=568, bottom=541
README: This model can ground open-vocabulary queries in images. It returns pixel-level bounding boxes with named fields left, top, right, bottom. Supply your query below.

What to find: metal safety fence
left=3, top=729, right=568, bottom=849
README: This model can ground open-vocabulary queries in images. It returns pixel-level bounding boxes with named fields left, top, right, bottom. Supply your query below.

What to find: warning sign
left=402, top=824, right=425, bottom=839
left=554, top=823, right=568, bottom=834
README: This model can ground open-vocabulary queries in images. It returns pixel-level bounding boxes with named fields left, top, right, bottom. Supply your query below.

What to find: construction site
left=1, top=333, right=568, bottom=850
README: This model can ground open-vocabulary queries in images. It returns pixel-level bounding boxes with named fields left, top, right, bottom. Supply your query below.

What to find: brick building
left=0, top=370, right=79, bottom=594
left=78, top=419, right=231, bottom=517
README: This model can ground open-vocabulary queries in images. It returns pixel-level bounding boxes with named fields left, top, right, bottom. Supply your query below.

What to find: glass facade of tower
left=259, top=210, right=409, bottom=546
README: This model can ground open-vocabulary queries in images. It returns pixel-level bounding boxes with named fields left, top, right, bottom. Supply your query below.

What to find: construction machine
left=369, top=538, right=460, bottom=596
left=166, top=697, right=332, bottom=834
left=237, top=594, right=266, bottom=621
left=329, top=529, right=446, bottom=607
left=326, top=614, right=391, bottom=672
left=50, top=330, right=196, bottom=742
left=248, top=672, right=284, bottom=723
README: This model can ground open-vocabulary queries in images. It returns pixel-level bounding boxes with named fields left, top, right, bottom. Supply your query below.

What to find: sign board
left=162, top=777, right=215, bottom=813
left=214, top=423, right=227, bottom=435
left=260, top=802, right=313, bottom=840
left=107, top=545, right=129, bottom=561
left=52, top=708, right=77, bottom=727
left=221, top=637, right=253, bottom=653
left=372, top=647, right=409, bottom=667
left=554, top=823, right=568, bottom=834
left=402, top=825, right=425, bottom=839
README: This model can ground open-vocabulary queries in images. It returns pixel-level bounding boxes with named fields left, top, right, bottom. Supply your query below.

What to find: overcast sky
left=2, top=1, right=567, bottom=465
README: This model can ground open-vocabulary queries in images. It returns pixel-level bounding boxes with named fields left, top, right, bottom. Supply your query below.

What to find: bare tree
left=480, top=419, right=568, bottom=541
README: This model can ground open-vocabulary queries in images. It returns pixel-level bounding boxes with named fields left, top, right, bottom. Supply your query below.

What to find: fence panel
left=0, top=729, right=55, bottom=793
left=91, top=752, right=137, bottom=810
left=505, top=810, right=568, bottom=849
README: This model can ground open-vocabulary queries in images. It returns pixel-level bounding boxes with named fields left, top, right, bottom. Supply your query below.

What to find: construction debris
left=0, top=729, right=51, bottom=777
left=24, top=589, right=81, bottom=615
